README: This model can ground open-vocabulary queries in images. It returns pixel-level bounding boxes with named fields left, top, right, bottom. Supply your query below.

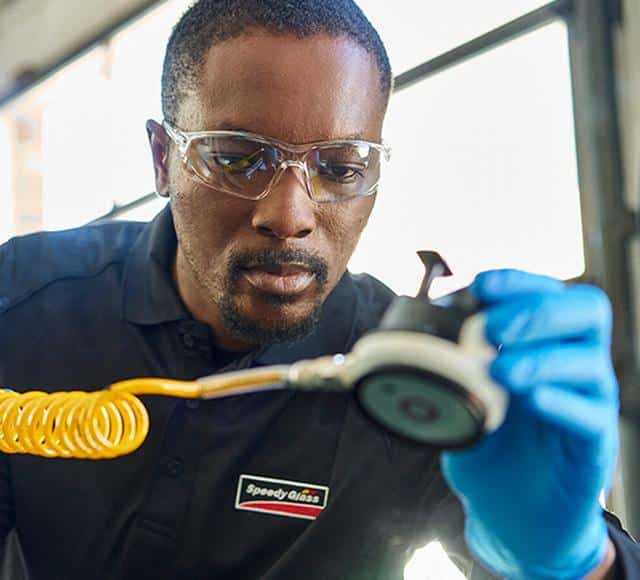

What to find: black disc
left=356, top=366, right=486, bottom=448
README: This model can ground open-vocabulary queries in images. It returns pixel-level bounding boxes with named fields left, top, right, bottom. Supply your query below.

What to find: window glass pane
left=41, top=47, right=115, bottom=228
left=0, top=0, right=562, bottom=235
left=12, top=0, right=191, bottom=232
left=357, top=0, right=556, bottom=74
left=95, top=0, right=192, bottom=207
left=349, top=21, right=583, bottom=296
left=404, top=542, right=465, bottom=580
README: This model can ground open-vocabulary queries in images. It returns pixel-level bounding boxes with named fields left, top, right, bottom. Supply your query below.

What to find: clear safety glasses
left=163, top=121, right=391, bottom=203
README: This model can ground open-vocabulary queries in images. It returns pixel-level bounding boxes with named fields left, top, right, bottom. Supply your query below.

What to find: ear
left=146, top=120, right=170, bottom=197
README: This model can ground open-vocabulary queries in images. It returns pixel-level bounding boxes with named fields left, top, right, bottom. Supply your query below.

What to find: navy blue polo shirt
left=0, top=206, right=636, bottom=579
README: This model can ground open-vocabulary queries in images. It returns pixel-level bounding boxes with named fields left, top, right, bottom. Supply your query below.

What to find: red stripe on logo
left=241, top=501, right=324, bottom=519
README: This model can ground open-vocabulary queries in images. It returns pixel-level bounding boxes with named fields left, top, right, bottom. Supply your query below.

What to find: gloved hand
left=441, top=269, right=619, bottom=580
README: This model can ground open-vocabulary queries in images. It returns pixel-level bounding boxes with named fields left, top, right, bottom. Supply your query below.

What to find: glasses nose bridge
left=265, top=157, right=314, bottom=200
left=279, top=158, right=307, bottom=172
left=275, top=140, right=309, bottom=163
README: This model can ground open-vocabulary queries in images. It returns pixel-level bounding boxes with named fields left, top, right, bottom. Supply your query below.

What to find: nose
left=251, top=164, right=316, bottom=240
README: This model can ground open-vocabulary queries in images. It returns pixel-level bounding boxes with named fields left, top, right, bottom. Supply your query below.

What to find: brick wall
left=11, top=111, right=43, bottom=235
left=0, top=0, right=167, bottom=238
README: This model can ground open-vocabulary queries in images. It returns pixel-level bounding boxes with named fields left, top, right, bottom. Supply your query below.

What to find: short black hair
left=161, top=0, right=392, bottom=122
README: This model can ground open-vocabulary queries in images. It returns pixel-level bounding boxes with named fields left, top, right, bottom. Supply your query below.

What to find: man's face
left=156, top=32, right=386, bottom=349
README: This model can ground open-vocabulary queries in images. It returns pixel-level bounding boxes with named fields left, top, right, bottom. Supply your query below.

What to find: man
left=0, top=0, right=636, bottom=578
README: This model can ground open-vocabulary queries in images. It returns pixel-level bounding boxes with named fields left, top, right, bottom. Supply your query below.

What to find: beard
left=185, top=245, right=330, bottom=347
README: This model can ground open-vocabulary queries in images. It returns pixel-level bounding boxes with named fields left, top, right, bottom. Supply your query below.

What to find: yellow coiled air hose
left=0, top=366, right=296, bottom=459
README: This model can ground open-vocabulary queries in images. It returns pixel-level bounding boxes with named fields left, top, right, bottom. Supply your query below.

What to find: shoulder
left=349, top=271, right=396, bottom=307
left=346, top=271, right=397, bottom=336
left=0, top=220, right=146, bottom=314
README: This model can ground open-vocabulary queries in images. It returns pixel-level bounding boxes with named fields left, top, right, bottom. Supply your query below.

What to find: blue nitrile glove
left=441, top=269, right=619, bottom=580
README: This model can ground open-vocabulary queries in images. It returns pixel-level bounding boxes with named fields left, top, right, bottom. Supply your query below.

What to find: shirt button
left=162, top=457, right=184, bottom=478
left=185, top=400, right=200, bottom=410
left=182, top=334, right=196, bottom=349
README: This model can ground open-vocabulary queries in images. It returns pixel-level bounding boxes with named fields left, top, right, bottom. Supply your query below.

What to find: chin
left=220, top=297, right=322, bottom=346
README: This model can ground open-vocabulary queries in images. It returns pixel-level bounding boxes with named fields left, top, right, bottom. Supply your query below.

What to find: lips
left=241, top=263, right=316, bottom=295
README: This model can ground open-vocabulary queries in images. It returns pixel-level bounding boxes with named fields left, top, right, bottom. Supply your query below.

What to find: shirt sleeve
left=0, top=454, right=15, bottom=565
left=605, top=510, right=640, bottom=579
left=0, top=250, right=18, bottom=568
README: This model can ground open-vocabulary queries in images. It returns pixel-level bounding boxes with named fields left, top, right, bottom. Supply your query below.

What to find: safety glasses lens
left=307, top=145, right=381, bottom=201
left=187, top=136, right=382, bottom=201
left=187, top=136, right=278, bottom=198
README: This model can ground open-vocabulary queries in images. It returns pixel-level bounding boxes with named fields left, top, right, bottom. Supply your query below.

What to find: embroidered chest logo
left=235, top=474, right=329, bottom=520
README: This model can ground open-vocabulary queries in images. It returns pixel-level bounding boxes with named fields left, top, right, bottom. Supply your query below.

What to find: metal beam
left=88, top=192, right=159, bottom=224
left=394, top=0, right=572, bottom=92
left=567, top=0, right=640, bottom=536
left=567, top=0, right=638, bottom=409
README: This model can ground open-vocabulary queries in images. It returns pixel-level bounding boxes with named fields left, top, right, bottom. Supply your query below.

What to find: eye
left=317, top=162, right=366, bottom=184
left=206, top=150, right=267, bottom=177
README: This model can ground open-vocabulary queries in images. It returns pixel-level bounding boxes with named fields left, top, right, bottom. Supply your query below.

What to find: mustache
left=228, top=248, right=329, bottom=287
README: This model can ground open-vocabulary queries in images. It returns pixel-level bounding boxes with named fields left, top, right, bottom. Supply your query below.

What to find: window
left=357, top=0, right=556, bottom=74
left=0, top=0, right=190, bottom=238
left=405, top=541, right=466, bottom=580
left=350, top=20, right=582, bottom=297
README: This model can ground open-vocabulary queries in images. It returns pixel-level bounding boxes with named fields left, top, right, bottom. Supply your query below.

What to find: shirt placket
left=113, top=321, right=222, bottom=578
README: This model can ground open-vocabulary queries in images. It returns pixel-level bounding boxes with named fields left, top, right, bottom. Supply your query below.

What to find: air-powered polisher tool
left=289, top=251, right=508, bottom=448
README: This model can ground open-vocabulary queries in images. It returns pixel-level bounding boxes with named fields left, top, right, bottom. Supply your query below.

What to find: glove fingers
left=472, top=269, right=564, bottom=303
left=490, top=343, right=617, bottom=399
left=529, top=385, right=619, bottom=493
left=484, top=285, right=611, bottom=347
left=529, top=384, right=618, bottom=439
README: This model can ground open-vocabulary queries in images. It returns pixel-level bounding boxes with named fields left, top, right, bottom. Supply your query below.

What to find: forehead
left=180, top=31, right=386, bottom=143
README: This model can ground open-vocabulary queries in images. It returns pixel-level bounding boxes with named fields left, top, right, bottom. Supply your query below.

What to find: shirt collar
left=121, top=204, right=361, bottom=360
left=122, top=204, right=190, bottom=325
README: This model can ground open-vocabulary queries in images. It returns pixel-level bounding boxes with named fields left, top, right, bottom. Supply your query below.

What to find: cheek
left=169, top=180, right=250, bottom=266
left=320, top=198, right=375, bottom=266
